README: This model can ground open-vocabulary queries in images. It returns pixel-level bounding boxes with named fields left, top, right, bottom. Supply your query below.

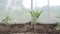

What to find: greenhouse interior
left=0, top=0, right=60, bottom=34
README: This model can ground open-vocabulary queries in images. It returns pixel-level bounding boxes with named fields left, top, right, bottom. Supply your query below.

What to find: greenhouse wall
left=0, top=0, right=60, bottom=24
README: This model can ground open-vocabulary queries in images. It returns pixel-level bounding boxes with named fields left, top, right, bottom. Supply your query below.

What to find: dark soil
left=0, top=22, right=60, bottom=34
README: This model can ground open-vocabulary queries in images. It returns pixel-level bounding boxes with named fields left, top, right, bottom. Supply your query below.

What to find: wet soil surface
left=0, top=22, right=60, bottom=34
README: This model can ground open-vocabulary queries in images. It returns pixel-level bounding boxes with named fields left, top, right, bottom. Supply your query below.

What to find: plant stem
left=32, top=17, right=37, bottom=32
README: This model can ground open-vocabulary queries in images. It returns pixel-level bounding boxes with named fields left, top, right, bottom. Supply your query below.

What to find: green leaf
left=2, top=16, right=11, bottom=25
left=29, top=10, right=43, bottom=26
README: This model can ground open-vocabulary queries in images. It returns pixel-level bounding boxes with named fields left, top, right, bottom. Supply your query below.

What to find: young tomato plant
left=29, top=10, right=43, bottom=31
left=2, top=16, right=11, bottom=25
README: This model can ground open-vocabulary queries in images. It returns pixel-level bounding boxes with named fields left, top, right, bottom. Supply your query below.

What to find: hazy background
left=0, top=0, right=60, bottom=24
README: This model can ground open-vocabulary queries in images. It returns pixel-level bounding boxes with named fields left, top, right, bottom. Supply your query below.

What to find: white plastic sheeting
left=0, top=0, right=60, bottom=24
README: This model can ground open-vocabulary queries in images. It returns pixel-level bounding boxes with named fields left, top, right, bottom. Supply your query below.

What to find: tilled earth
left=0, top=22, right=60, bottom=34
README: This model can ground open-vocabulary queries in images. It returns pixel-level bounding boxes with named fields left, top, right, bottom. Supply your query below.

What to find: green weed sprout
left=2, top=16, right=11, bottom=25
left=56, top=23, right=60, bottom=30
left=55, top=16, right=60, bottom=30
